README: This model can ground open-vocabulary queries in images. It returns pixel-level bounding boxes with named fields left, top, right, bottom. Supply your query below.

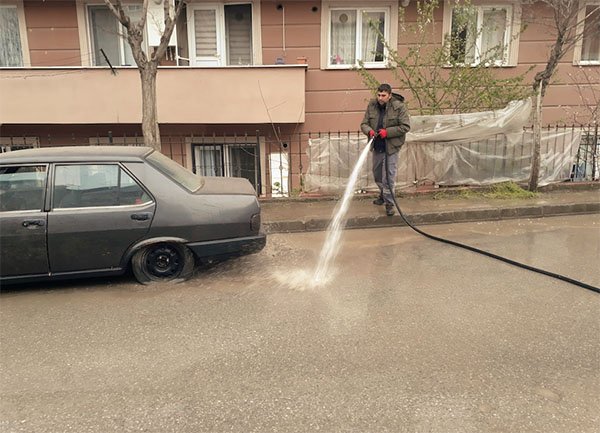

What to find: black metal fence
left=1, top=124, right=598, bottom=196
left=572, top=124, right=599, bottom=181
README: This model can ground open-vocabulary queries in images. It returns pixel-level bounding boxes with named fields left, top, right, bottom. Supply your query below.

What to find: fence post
left=255, top=130, right=262, bottom=196
left=593, top=124, right=598, bottom=181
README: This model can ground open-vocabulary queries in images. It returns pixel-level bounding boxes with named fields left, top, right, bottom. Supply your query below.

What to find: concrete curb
left=258, top=182, right=600, bottom=204
left=263, top=201, right=600, bottom=234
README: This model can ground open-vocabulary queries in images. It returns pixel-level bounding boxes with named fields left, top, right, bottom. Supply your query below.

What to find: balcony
left=0, top=65, right=306, bottom=125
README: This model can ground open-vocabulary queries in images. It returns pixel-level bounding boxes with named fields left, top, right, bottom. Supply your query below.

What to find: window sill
left=325, top=64, right=388, bottom=70
left=574, top=61, right=600, bottom=66
left=442, top=63, right=516, bottom=68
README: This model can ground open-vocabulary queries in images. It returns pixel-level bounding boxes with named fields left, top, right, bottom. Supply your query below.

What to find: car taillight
left=251, top=213, right=261, bottom=232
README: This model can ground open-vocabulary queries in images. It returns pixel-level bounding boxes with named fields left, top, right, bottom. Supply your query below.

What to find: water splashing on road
left=312, top=140, right=372, bottom=286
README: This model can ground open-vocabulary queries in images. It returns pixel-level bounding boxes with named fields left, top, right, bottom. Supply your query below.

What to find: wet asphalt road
left=1, top=214, right=599, bottom=433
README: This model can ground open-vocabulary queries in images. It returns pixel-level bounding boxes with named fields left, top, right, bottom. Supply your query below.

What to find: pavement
left=260, top=184, right=600, bottom=234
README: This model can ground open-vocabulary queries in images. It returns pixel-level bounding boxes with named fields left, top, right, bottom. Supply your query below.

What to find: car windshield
left=146, top=151, right=203, bottom=192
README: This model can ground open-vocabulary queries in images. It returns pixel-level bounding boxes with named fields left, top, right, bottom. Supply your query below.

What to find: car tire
left=131, top=242, right=195, bottom=284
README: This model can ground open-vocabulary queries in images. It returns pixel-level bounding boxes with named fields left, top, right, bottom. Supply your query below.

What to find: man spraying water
left=361, top=84, right=411, bottom=216
left=312, top=84, right=411, bottom=285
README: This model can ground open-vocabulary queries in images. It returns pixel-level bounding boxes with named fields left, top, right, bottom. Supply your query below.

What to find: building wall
left=259, top=0, right=599, bottom=129
left=7, top=0, right=600, bottom=132
left=24, top=0, right=81, bottom=66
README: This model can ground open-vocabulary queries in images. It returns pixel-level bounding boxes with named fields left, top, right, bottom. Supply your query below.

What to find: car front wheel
left=131, top=243, right=195, bottom=284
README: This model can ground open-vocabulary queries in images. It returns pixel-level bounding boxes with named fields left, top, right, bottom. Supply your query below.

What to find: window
left=328, top=8, right=388, bottom=68
left=444, top=2, right=520, bottom=66
left=88, top=4, right=146, bottom=66
left=193, top=143, right=258, bottom=190
left=0, top=5, right=23, bottom=67
left=0, top=166, right=47, bottom=212
left=53, top=164, right=151, bottom=208
left=187, top=3, right=253, bottom=66
left=578, top=2, right=600, bottom=64
left=450, top=5, right=512, bottom=65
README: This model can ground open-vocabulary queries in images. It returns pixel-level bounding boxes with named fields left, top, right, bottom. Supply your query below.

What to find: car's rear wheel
left=131, top=243, right=195, bottom=284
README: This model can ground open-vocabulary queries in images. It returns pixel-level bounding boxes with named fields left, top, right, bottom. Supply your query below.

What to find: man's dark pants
left=372, top=149, right=399, bottom=205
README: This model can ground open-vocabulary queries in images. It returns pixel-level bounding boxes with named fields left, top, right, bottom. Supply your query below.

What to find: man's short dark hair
left=377, top=83, right=392, bottom=94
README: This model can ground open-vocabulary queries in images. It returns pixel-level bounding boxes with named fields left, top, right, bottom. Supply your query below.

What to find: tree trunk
left=528, top=82, right=543, bottom=191
left=140, top=65, right=161, bottom=151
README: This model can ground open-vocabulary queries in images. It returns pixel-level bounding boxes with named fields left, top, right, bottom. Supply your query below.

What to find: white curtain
left=361, top=11, right=384, bottom=62
left=195, top=146, right=222, bottom=177
left=582, top=5, right=600, bottom=61
left=0, top=7, right=23, bottom=67
left=330, top=10, right=356, bottom=65
left=481, top=8, right=508, bottom=63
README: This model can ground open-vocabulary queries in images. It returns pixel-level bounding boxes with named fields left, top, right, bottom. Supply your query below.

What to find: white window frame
left=187, top=3, right=226, bottom=67
left=442, top=0, right=521, bottom=67
left=573, top=0, right=600, bottom=65
left=186, top=1, right=261, bottom=67
left=0, top=1, right=30, bottom=67
left=84, top=2, right=148, bottom=67
left=320, top=1, right=398, bottom=70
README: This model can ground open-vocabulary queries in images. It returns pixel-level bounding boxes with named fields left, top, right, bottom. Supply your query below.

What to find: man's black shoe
left=385, top=204, right=395, bottom=216
left=373, top=196, right=385, bottom=205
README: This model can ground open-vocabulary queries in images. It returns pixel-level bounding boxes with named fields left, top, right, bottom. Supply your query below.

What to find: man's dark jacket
left=360, top=93, right=411, bottom=155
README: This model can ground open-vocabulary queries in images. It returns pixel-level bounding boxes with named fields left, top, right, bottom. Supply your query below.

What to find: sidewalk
left=260, top=185, right=600, bottom=234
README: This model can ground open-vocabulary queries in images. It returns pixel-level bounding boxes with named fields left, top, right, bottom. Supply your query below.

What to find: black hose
left=383, top=150, right=600, bottom=294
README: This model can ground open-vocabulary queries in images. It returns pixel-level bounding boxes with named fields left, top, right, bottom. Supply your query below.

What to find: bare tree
left=103, top=0, right=184, bottom=151
left=565, top=67, right=600, bottom=124
left=528, top=0, right=600, bottom=190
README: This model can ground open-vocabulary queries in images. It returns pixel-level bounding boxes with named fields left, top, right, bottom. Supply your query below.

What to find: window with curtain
left=190, top=3, right=253, bottom=66
left=329, top=8, right=388, bottom=67
left=194, top=9, right=218, bottom=59
left=193, top=144, right=257, bottom=189
left=450, top=5, right=511, bottom=66
left=581, top=3, right=600, bottom=63
left=194, top=145, right=223, bottom=177
left=225, top=4, right=253, bottom=65
left=88, top=5, right=144, bottom=66
left=0, top=6, right=23, bottom=67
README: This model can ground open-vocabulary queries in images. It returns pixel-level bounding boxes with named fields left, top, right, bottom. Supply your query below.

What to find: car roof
left=0, top=146, right=154, bottom=164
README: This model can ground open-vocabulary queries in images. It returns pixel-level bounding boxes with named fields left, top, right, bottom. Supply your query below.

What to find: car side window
left=53, top=164, right=151, bottom=209
left=0, top=165, right=47, bottom=212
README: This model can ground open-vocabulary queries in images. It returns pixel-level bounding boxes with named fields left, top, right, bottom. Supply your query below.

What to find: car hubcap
left=145, top=245, right=182, bottom=278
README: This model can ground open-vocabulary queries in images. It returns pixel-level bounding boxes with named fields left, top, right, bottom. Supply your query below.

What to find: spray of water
left=312, top=140, right=372, bottom=285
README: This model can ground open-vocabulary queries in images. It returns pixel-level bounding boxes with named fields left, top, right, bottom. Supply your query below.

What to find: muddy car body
left=0, top=146, right=265, bottom=284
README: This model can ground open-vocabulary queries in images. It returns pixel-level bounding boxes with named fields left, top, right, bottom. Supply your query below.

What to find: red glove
left=378, top=129, right=388, bottom=139
left=368, top=130, right=376, bottom=138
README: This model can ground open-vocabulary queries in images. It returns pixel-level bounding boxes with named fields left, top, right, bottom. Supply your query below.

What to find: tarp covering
left=407, top=99, right=532, bottom=142
left=304, top=99, right=582, bottom=193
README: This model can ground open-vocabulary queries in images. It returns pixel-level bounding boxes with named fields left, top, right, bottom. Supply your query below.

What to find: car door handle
left=22, top=219, right=45, bottom=228
left=131, top=213, right=151, bottom=221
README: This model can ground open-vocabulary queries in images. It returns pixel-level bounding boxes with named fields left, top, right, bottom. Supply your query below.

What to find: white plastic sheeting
left=304, top=99, right=581, bottom=193
left=407, top=99, right=532, bottom=142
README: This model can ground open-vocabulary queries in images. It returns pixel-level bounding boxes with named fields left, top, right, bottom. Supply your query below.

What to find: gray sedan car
left=0, top=146, right=266, bottom=284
